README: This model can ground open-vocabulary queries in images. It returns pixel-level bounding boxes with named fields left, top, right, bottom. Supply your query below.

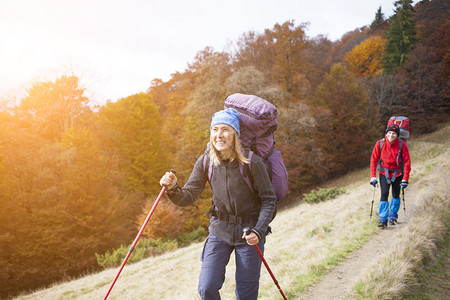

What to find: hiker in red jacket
left=370, top=124, right=411, bottom=228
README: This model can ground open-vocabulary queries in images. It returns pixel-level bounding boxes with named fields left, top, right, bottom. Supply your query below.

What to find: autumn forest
left=0, top=0, right=448, bottom=297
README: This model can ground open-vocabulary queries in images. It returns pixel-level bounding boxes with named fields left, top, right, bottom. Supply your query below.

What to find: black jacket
left=167, top=153, right=277, bottom=246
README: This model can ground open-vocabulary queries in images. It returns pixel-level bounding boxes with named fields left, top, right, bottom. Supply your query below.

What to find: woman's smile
left=211, top=124, right=234, bottom=153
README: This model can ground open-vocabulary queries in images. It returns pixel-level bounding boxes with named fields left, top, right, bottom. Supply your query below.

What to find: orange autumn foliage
left=343, top=36, right=387, bottom=77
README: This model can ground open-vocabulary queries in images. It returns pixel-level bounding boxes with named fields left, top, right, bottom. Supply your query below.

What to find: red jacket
left=370, top=137, right=411, bottom=181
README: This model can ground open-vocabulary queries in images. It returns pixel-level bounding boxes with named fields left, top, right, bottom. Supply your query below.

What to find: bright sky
left=0, top=0, right=419, bottom=105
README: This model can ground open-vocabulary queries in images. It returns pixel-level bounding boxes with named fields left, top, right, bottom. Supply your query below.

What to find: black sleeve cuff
left=251, top=228, right=262, bottom=240
left=167, top=183, right=179, bottom=191
left=166, top=184, right=180, bottom=197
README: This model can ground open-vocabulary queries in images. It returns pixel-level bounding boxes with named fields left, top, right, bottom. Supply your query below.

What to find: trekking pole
left=402, top=187, right=406, bottom=212
left=370, top=185, right=376, bottom=218
left=103, top=170, right=176, bottom=300
left=243, top=227, right=287, bottom=300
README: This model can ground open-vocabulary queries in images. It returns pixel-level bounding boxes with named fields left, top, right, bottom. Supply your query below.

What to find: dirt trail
left=298, top=182, right=419, bottom=300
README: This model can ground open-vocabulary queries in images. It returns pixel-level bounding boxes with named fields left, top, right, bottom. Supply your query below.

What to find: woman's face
left=211, top=124, right=234, bottom=155
left=386, top=131, right=398, bottom=143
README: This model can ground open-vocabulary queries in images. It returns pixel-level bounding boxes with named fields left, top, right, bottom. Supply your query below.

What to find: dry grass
left=351, top=191, right=449, bottom=299
left=15, top=174, right=378, bottom=300
left=15, top=123, right=450, bottom=300
left=16, top=243, right=203, bottom=299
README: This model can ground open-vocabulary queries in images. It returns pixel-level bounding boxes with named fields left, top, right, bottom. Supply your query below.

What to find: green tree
left=98, top=93, right=167, bottom=196
left=147, top=70, right=195, bottom=179
left=370, top=6, right=385, bottom=31
left=391, top=0, right=450, bottom=132
left=382, top=0, right=418, bottom=73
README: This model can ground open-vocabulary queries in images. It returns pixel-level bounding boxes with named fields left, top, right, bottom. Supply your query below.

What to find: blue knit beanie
left=210, top=108, right=240, bottom=136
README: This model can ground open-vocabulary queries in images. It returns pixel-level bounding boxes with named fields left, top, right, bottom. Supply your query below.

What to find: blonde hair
left=209, top=130, right=249, bottom=166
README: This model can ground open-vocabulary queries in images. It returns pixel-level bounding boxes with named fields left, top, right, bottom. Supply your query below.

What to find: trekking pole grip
left=243, top=227, right=252, bottom=236
left=161, top=169, right=177, bottom=190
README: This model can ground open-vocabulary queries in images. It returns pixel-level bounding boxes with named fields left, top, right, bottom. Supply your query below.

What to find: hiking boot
left=389, top=218, right=397, bottom=225
left=378, top=221, right=387, bottom=228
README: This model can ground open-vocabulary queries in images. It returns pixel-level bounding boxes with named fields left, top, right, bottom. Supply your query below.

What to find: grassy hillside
left=350, top=123, right=450, bottom=299
left=15, top=123, right=450, bottom=300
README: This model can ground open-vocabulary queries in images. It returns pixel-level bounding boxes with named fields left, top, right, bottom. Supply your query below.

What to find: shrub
left=177, top=227, right=207, bottom=247
left=96, top=227, right=207, bottom=268
left=303, top=188, right=345, bottom=204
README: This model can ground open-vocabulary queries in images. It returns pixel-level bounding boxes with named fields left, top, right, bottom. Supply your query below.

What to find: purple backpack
left=204, top=93, right=289, bottom=201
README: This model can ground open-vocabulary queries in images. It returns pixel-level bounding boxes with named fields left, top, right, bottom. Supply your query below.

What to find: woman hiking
left=159, top=108, right=277, bottom=299
left=370, top=123, right=411, bottom=228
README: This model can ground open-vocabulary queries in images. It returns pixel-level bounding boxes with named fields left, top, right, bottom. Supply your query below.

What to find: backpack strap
left=202, top=150, right=213, bottom=185
left=202, top=151, right=216, bottom=219
left=396, top=139, right=403, bottom=167
left=379, top=138, right=385, bottom=152
left=377, top=138, right=383, bottom=172
left=204, top=147, right=255, bottom=195
left=240, top=146, right=275, bottom=193
left=240, top=150, right=254, bottom=194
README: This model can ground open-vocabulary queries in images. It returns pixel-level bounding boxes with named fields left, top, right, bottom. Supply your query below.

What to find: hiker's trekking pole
left=243, top=227, right=287, bottom=300
left=370, top=185, right=376, bottom=218
left=402, top=187, right=406, bottom=212
left=103, top=169, right=176, bottom=300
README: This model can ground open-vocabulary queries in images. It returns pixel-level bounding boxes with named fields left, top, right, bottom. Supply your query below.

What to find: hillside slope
left=16, top=124, right=450, bottom=300
left=300, top=125, right=450, bottom=299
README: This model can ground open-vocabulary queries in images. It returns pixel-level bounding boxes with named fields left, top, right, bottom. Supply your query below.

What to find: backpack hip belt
left=379, top=166, right=402, bottom=184
left=210, top=207, right=259, bottom=225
